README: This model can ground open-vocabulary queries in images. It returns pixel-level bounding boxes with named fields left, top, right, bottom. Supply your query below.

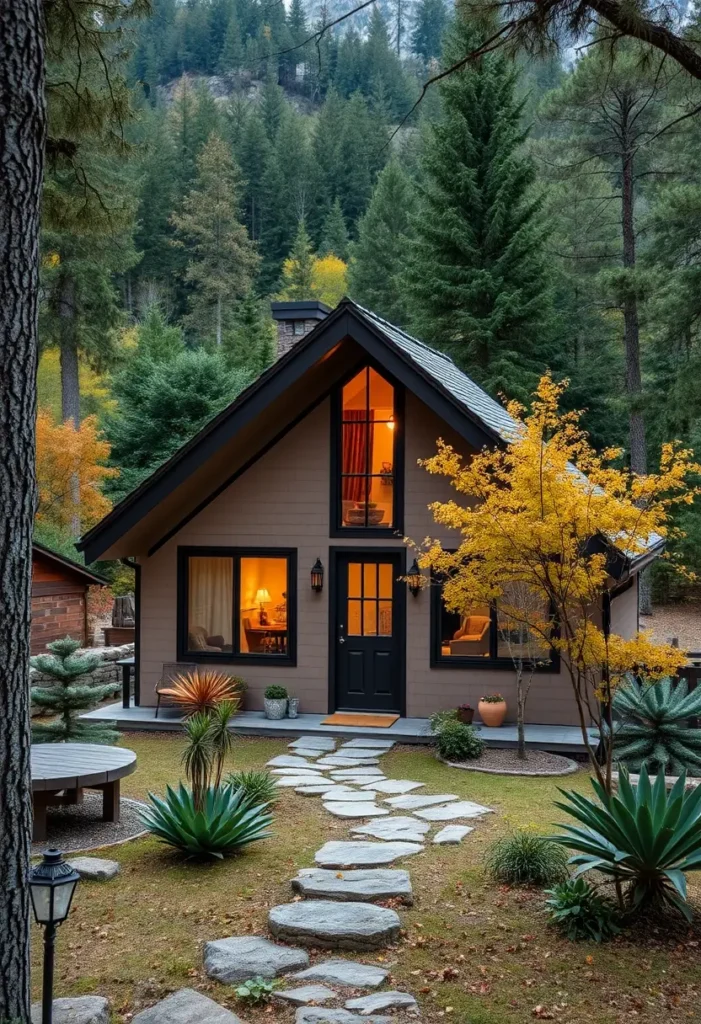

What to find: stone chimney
left=270, top=300, right=331, bottom=359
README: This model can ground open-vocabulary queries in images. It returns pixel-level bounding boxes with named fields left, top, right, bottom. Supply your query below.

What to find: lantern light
left=311, top=558, right=324, bottom=593
left=407, top=558, right=423, bottom=597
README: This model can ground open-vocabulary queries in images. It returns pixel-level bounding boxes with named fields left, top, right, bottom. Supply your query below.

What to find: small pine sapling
left=31, top=637, right=120, bottom=744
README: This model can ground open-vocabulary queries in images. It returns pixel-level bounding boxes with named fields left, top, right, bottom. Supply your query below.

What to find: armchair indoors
left=449, top=614, right=490, bottom=657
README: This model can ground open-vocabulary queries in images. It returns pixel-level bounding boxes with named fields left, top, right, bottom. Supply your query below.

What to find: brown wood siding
left=138, top=392, right=637, bottom=725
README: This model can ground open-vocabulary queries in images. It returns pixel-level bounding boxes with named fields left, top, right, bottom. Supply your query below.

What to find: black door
left=333, top=550, right=405, bottom=713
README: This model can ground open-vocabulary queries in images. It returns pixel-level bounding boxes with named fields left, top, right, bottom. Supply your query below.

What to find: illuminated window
left=338, top=367, right=396, bottom=530
left=179, top=548, right=296, bottom=662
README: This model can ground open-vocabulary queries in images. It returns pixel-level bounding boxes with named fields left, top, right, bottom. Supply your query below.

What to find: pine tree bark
left=0, top=2, right=46, bottom=1020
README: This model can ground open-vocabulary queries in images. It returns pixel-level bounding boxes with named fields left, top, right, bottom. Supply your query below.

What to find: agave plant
left=159, top=670, right=244, bottom=717
left=551, top=766, right=701, bottom=920
left=607, top=675, right=701, bottom=777
left=140, top=783, right=274, bottom=859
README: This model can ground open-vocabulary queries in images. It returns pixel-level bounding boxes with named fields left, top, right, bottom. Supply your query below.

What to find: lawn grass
left=33, top=733, right=701, bottom=1024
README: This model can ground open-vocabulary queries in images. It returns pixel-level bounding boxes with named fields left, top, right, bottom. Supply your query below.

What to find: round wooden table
left=31, top=743, right=137, bottom=842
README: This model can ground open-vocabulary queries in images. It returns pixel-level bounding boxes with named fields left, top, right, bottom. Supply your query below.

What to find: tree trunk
left=216, top=295, right=222, bottom=346
left=59, top=274, right=80, bottom=424
left=0, top=2, right=46, bottom=1020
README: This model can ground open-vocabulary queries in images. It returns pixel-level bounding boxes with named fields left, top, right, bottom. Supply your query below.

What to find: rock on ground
left=414, top=800, right=492, bottom=821
left=322, top=801, right=389, bottom=818
left=315, top=840, right=424, bottom=868
left=274, top=985, right=338, bottom=1005
left=361, top=779, right=424, bottom=794
left=32, top=997, right=109, bottom=1024
left=289, top=736, right=337, bottom=750
left=351, top=817, right=429, bottom=843
left=345, top=991, right=419, bottom=1013
left=291, top=959, right=389, bottom=989
left=131, top=990, right=243, bottom=1024
left=339, top=739, right=395, bottom=749
left=433, top=824, right=474, bottom=844
left=316, top=757, right=380, bottom=767
left=384, top=793, right=459, bottom=810
left=291, top=867, right=413, bottom=903
left=295, top=1009, right=391, bottom=1024
left=203, top=934, right=309, bottom=982
left=66, top=856, right=120, bottom=880
left=268, top=899, right=401, bottom=950
left=268, top=755, right=319, bottom=769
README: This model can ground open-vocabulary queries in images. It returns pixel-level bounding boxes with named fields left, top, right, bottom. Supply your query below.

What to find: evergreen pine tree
left=402, top=16, right=556, bottom=401
left=349, top=161, right=415, bottom=322
left=133, top=107, right=181, bottom=290
left=320, top=198, right=349, bottom=260
left=217, top=11, right=243, bottom=76
left=224, top=291, right=277, bottom=374
left=172, top=133, right=260, bottom=347
left=411, top=0, right=449, bottom=64
left=279, top=220, right=316, bottom=298
left=31, top=638, right=120, bottom=744
left=235, top=111, right=272, bottom=243
left=136, top=304, right=186, bottom=361
left=260, top=72, right=286, bottom=142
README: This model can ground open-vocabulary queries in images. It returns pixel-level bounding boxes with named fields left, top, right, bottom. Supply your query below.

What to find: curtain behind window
left=188, top=557, right=233, bottom=643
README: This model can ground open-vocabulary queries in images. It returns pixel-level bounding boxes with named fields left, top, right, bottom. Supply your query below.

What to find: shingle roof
left=350, top=301, right=518, bottom=444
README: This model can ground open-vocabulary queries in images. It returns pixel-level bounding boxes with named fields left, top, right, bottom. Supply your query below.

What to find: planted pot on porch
left=264, top=685, right=288, bottom=720
left=478, top=694, right=507, bottom=727
left=457, top=704, right=474, bottom=725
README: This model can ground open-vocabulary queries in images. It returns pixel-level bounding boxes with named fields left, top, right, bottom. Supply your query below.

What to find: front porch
left=81, top=701, right=595, bottom=753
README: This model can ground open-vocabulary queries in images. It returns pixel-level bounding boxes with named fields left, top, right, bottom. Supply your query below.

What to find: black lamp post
left=407, top=559, right=423, bottom=597
left=29, top=849, right=80, bottom=1024
left=311, top=558, right=324, bottom=593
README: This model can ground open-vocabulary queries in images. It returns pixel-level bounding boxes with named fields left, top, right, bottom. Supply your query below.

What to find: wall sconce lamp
left=311, top=558, right=324, bottom=593
left=407, top=559, right=423, bottom=597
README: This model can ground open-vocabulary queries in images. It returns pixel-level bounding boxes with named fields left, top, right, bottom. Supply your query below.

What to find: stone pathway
left=160, top=733, right=495, bottom=1024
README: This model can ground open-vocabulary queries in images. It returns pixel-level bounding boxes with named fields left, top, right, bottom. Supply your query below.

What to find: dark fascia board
left=78, top=301, right=501, bottom=562
left=588, top=532, right=666, bottom=581
left=33, top=541, right=109, bottom=585
left=271, top=300, right=332, bottom=321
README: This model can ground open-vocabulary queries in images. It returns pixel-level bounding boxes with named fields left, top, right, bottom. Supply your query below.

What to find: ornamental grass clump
left=158, top=669, right=245, bottom=717
left=485, top=829, right=569, bottom=886
left=607, top=675, right=701, bottom=776
left=551, top=765, right=701, bottom=920
left=436, top=720, right=485, bottom=761
left=228, top=768, right=278, bottom=807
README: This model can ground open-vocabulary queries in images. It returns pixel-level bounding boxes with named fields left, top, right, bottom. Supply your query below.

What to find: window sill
left=331, top=526, right=403, bottom=539
left=178, top=651, right=297, bottom=667
left=430, top=656, right=559, bottom=672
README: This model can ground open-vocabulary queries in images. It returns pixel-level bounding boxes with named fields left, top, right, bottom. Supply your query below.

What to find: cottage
left=31, top=542, right=107, bottom=654
left=77, top=300, right=658, bottom=725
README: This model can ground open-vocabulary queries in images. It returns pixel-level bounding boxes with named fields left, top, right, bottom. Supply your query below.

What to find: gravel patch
left=440, top=747, right=579, bottom=776
left=32, top=793, right=147, bottom=855
left=640, top=602, right=701, bottom=652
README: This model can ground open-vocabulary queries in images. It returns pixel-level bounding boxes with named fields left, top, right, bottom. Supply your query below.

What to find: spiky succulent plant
left=608, top=675, right=701, bottom=777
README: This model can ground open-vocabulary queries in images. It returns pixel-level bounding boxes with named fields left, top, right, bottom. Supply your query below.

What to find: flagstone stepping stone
left=340, top=738, right=395, bottom=749
left=32, top=997, right=110, bottom=1024
left=295, top=1010, right=391, bottom=1024
left=132, top=990, right=243, bottom=1024
left=291, top=748, right=326, bottom=758
left=321, top=789, right=378, bottom=801
left=203, top=935, right=309, bottom=982
left=330, top=768, right=384, bottom=778
left=292, top=960, right=388, bottom=989
left=290, top=736, right=337, bottom=750
left=268, top=900, right=401, bottom=950
left=351, top=817, right=430, bottom=842
left=384, top=793, right=459, bottom=810
left=433, top=824, right=474, bottom=844
left=295, top=784, right=357, bottom=796
left=276, top=776, right=333, bottom=787
left=315, top=840, right=424, bottom=868
left=414, top=800, right=492, bottom=821
left=291, top=867, right=413, bottom=904
left=268, top=755, right=318, bottom=769
left=362, top=779, right=424, bottom=794
left=272, top=767, right=325, bottom=775
left=316, top=757, right=380, bottom=767
left=66, top=856, right=119, bottom=881
left=323, top=802, right=389, bottom=818
left=274, top=986, right=337, bottom=1006
left=330, top=749, right=388, bottom=760
left=345, top=992, right=419, bottom=1014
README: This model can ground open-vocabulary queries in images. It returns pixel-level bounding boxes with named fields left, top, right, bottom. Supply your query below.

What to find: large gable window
left=334, top=366, right=402, bottom=535
left=178, top=547, right=296, bottom=663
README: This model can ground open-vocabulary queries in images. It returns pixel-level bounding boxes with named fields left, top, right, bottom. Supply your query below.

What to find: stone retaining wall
left=30, top=643, right=134, bottom=715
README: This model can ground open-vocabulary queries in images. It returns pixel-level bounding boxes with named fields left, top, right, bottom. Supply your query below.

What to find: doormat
left=321, top=713, right=400, bottom=728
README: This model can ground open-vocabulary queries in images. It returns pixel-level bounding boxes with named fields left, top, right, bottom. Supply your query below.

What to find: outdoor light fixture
left=29, top=849, right=81, bottom=1024
left=311, top=558, right=324, bottom=593
left=407, top=559, right=423, bottom=597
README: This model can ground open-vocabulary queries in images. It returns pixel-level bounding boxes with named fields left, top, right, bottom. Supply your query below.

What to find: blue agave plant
left=140, top=782, right=274, bottom=859
left=551, top=765, right=701, bottom=920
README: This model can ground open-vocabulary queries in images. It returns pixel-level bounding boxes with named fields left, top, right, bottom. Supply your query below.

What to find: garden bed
left=440, top=747, right=580, bottom=776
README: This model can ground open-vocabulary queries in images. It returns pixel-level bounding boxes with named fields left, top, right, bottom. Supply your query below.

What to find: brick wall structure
left=31, top=591, right=87, bottom=654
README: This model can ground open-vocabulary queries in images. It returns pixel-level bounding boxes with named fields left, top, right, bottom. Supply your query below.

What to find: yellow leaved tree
left=415, top=375, right=699, bottom=788
left=36, top=410, right=118, bottom=536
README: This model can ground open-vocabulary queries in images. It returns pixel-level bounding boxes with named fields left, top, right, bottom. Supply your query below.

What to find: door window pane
left=364, top=562, right=377, bottom=598
left=378, top=563, right=393, bottom=599
left=348, top=599, right=362, bottom=635
left=239, top=556, right=289, bottom=655
left=378, top=601, right=392, bottom=636
left=348, top=563, right=362, bottom=598
left=363, top=600, right=378, bottom=635
left=187, top=557, right=234, bottom=653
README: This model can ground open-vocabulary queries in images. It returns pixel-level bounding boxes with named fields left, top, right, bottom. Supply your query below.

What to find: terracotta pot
left=457, top=707, right=474, bottom=725
left=478, top=699, right=507, bottom=727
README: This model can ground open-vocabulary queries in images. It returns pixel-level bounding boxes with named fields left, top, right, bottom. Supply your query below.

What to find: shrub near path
left=35, top=735, right=701, bottom=1024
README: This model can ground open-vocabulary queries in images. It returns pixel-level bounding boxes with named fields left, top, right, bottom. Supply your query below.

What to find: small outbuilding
left=31, top=542, right=108, bottom=654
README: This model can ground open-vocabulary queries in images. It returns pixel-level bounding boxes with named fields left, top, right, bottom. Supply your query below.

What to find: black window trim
left=429, top=567, right=560, bottom=672
left=330, top=361, right=405, bottom=539
left=177, top=545, right=297, bottom=666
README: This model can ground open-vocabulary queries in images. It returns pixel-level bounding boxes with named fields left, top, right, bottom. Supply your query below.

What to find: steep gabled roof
left=33, top=541, right=108, bottom=585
